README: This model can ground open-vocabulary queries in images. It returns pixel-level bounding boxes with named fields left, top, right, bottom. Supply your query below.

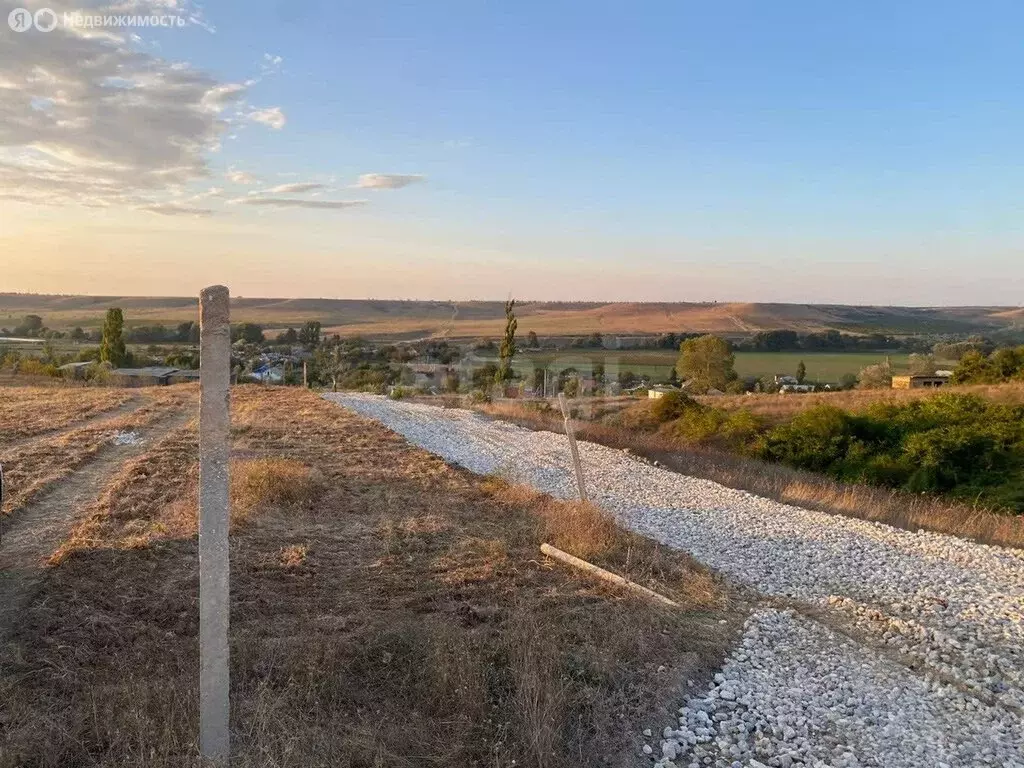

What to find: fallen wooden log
left=540, top=542, right=679, bottom=607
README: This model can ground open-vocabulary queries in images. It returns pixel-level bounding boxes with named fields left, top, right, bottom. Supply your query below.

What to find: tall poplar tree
left=100, top=307, right=127, bottom=367
left=495, top=299, right=518, bottom=385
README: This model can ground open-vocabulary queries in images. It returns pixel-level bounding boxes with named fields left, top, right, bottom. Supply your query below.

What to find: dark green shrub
left=649, top=391, right=699, bottom=424
left=667, top=407, right=727, bottom=443
left=762, top=406, right=857, bottom=474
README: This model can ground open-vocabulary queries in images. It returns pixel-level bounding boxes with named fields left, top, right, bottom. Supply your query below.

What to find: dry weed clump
left=539, top=498, right=620, bottom=561
left=230, top=458, right=323, bottom=524
left=277, top=543, right=308, bottom=567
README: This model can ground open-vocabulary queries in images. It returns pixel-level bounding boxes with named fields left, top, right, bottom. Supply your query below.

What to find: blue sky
left=3, top=0, right=1023, bottom=303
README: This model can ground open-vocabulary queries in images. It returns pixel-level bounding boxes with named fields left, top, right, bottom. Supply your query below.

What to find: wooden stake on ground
left=558, top=392, right=588, bottom=501
left=540, top=543, right=678, bottom=607
left=199, top=285, right=231, bottom=765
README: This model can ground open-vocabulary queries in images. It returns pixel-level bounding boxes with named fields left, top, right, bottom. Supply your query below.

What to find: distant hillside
left=1, top=294, right=1021, bottom=339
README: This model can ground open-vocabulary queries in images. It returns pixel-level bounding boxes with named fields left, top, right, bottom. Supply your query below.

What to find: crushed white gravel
left=324, top=394, right=1024, bottom=768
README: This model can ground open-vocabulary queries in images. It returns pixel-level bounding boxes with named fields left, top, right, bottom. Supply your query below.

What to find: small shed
left=779, top=383, right=816, bottom=393
left=111, top=367, right=181, bottom=387
left=891, top=374, right=950, bottom=390
left=648, top=385, right=679, bottom=399
left=167, top=369, right=200, bottom=385
left=251, top=364, right=285, bottom=384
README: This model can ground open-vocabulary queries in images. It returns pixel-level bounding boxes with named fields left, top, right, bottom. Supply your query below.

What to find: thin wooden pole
left=540, top=543, right=678, bottom=607
left=199, top=285, right=231, bottom=765
left=558, top=392, right=588, bottom=501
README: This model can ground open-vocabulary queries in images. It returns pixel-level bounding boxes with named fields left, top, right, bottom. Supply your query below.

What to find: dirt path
left=0, top=409, right=191, bottom=642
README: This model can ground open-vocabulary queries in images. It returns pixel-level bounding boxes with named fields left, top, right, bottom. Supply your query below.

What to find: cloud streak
left=230, top=197, right=367, bottom=210
left=141, top=202, right=215, bottom=217
left=354, top=173, right=425, bottom=189
left=227, top=169, right=258, bottom=185
left=247, top=106, right=286, bottom=130
left=260, top=182, right=325, bottom=195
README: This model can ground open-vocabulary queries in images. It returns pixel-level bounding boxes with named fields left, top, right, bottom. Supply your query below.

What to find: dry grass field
left=3, top=293, right=1021, bottom=338
left=0, top=388, right=197, bottom=518
left=0, top=386, right=136, bottom=447
left=698, top=380, right=1024, bottom=423
left=0, top=385, right=740, bottom=767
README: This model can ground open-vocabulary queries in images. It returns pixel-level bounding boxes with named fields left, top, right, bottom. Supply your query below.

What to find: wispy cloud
left=261, top=182, right=325, bottom=195
left=354, top=173, right=425, bottom=190
left=260, top=53, right=283, bottom=76
left=247, top=106, right=286, bottom=130
left=229, top=197, right=367, bottom=210
left=227, top=169, right=258, bottom=185
left=140, top=202, right=215, bottom=217
left=0, top=0, right=246, bottom=209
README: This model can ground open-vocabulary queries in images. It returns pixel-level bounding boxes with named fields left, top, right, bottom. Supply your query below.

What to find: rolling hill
left=1, top=294, right=1021, bottom=340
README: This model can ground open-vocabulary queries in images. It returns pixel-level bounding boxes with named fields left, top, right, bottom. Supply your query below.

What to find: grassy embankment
left=476, top=382, right=1024, bottom=548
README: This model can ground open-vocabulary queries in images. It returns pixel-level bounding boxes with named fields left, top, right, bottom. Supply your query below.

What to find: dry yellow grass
left=0, top=385, right=135, bottom=447
left=4, top=386, right=739, bottom=767
left=700, top=381, right=1024, bottom=423
left=230, top=458, right=323, bottom=524
left=0, top=390, right=197, bottom=518
left=480, top=476, right=720, bottom=608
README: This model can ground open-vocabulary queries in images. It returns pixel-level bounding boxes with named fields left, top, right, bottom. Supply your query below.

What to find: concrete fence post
left=558, top=392, right=588, bottom=502
left=199, top=285, right=231, bottom=764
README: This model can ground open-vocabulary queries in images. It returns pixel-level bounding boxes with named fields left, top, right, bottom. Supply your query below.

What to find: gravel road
left=324, top=394, right=1024, bottom=768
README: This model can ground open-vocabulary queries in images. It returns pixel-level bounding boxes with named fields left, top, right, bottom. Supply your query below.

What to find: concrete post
left=0, top=462, right=5, bottom=543
left=199, top=285, right=231, bottom=764
left=558, top=392, right=588, bottom=502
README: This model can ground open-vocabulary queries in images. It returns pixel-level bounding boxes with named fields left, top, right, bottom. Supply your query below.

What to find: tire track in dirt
left=0, top=394, right=144, bottom=454
left=0, top=408, right=194, bottom=642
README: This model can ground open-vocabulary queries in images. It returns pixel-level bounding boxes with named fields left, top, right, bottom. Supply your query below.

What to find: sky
left=2, top=0, right=1023, bottom=305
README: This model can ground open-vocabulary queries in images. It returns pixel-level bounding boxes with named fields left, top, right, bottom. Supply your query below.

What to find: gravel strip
left=661, top=608, right=1023, bottom=768
left=324, top=394, right=1024, bottom=767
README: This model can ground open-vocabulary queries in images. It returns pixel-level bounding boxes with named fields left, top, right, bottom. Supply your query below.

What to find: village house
left=891, top=373, right=951, bottom=389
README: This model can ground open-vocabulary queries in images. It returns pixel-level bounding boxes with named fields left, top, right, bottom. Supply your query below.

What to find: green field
left=494, top=350, right=931, bottom=384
